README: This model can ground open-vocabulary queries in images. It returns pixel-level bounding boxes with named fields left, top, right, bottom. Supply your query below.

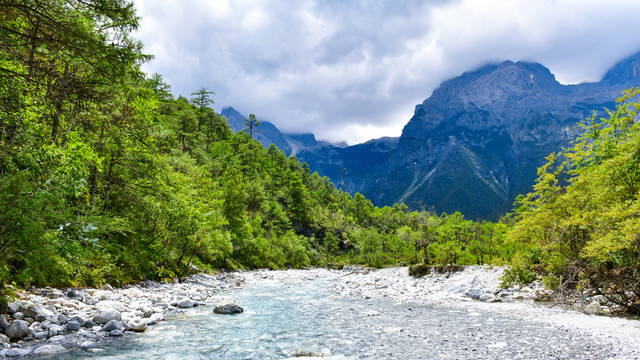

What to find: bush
left=500, top=265, right=537, bottom=288
left=408, top=264, right=431, bottom=277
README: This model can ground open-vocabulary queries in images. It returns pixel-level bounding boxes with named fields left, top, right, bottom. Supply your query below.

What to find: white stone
left=127, top=318, right=148, bottom=332
left=92, top=309, right=121, bottom=324
left=33, top=345, right=68, bottom=355
left=176, top=299, right=194, bottom=308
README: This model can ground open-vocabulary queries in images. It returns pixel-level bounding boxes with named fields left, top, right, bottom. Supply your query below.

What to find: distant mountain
left=220, top=107, right=330, bottom=156
left=296, top=51, right=640, bottom=220
left=296, top=137, right=398, bottom=193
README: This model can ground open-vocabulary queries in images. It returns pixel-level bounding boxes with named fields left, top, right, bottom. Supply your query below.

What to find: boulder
left=25, top=304, right=56, bottom=323
left=47, top=289, right=66, bottom=299
left=108, top=329, right=123, bottom=337
left=479, top=293, right=501, bottom=302
left=144, top=313, right=164, bottom=325
left=66, top=288, right=82, bottom=299
left=102, top=320, right=123, bottom=332
left=142, top=307, right=154, bottom=318
left=176, top=299, right=194, bottom=308
left=5, top=320, right=30, bottom=340
left=33, top=345, right=68, bottom=356
left=3, top=348, right=31, bottom=357
left=82, top=294, right=98, bottom=306
left=213, top=303, right=243, bottom=315
left=93, top=309, right=121, bottom=324
left=0, top=315, right=9, bottom=332
left=80, top=341, right=99, bottom=350
left=66, top=320, right=81, bottom=332
left=127, top=318, right=147, bottom=332
left=6, top=302, right=21, bottom=315
left=69, top=316, right=85, bottom=326
left=47, top=324, right=65, bottom=337
left=83, top=320, right=100, bottom=328
left=584, top=301, right=603, bottom=314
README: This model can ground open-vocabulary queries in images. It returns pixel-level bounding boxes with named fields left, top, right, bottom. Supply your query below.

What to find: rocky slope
left=298, top=51, right=640, bottom=220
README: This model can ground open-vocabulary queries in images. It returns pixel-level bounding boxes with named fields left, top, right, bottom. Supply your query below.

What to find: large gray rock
left=213, top=304, right=243, bottom=315
left=66, top=320, right=81, bottom=332
left=93, top=309, right=121, bottom=324
left=439, top=276, right=484, bottom=299
left=33, top=345, right=68, bottom=356
left=82, top=294, right=97, bottom=306
left=176, top=299, right=194, bottom=308
left=6, top=302, right=21, bottom=315
left=5, top=320, right=30, bottom=340
left=24, top=304, right=55, bottom=322
left=80, top=341, right=99, bottom=350
left=102, top=320, right=123, bottom=332
left=479, top=293, right=501, bottom=302
left=47, top=324, right=65, bottom=337
left=0, top=315, right=8, bottom=332
left=108, top=329, right=123, bottom=337
left=3, top=348, right=31, bottom=357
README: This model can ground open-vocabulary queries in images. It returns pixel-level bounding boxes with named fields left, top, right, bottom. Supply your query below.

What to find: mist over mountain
left=295, top=51, right=640, bottom=220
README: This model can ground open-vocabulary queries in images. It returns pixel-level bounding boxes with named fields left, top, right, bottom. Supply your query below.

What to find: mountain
left=220, top=107, right=331, bottom=156
left=297, top=51, right=640, bottom=220
left=296, top=136, right=398, bottom=194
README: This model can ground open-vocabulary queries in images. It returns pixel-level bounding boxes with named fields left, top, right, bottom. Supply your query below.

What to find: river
left=46, top=269, right=625, bottom=359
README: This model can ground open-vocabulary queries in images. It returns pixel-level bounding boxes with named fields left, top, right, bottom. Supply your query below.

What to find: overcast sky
left=133, top=0, right=640, bottom=145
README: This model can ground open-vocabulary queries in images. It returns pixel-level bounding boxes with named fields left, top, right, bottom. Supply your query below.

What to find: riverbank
left=333, top=266, right=640, bottom=359
left=0, top=273, right=245, bottom=357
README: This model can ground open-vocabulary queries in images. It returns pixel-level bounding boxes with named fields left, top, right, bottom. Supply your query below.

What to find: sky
left=133, top=0, right=640, bottom=145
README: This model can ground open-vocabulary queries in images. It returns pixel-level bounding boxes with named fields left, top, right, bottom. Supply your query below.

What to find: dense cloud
left=134, top=0, right=640, bottom=144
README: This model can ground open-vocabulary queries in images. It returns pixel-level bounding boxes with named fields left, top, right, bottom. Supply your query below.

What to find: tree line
left=1, top=0, right=639, bottom=314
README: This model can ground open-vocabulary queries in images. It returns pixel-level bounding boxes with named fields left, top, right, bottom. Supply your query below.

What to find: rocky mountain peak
left=601, top=51, right=640, bottom=86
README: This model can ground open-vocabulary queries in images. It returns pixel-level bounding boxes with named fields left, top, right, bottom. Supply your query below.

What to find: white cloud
left=133, top=0, right=640, bottom=145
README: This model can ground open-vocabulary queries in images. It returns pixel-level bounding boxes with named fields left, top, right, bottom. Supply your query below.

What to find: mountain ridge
left=297, top=51, right=640, bottom=219
left=220, top=51, right=640, bottom=220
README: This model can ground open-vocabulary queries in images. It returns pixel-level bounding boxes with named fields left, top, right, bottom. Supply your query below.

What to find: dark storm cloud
left=134, top=0, right=640, bottom=144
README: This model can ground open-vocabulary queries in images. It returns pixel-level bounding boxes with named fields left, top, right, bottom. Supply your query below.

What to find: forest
left=1, top=0, right=639, bottom=313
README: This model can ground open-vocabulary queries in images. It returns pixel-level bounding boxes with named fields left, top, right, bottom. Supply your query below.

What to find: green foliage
left=508, top=88, right=640, bottom=313
left=0, top=0, right=513, bottom=288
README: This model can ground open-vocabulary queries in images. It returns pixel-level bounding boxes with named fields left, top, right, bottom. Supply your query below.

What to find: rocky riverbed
left=0, top=273, right=245, bottom=357
left=1, top=266, right=639, bottom=359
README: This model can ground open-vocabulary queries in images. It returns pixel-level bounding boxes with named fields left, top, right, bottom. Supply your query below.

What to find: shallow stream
left=49, top=272, right=612, bottom=359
